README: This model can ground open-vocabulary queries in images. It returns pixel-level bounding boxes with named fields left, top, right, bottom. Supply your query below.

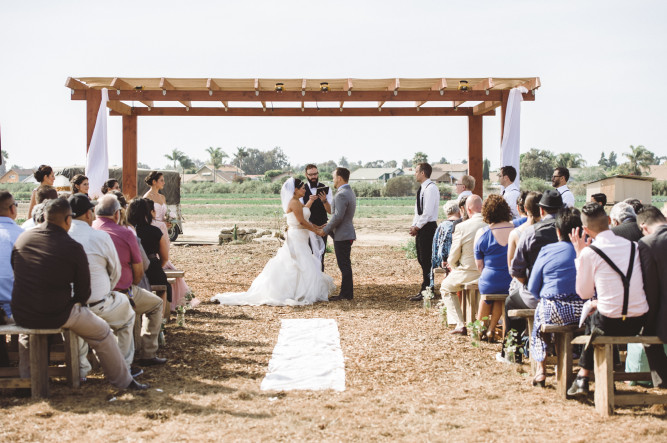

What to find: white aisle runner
left=260, top=318, right=346, bottom=391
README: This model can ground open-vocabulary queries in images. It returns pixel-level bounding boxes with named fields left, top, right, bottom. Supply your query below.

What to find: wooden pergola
left=66, top=77, right=540, bottom=197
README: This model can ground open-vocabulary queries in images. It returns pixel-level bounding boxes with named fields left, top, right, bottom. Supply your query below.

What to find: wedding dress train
left=212, top=207, right=335, bottom=306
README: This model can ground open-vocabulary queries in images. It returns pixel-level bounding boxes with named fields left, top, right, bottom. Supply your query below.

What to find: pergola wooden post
left=67, top=77, right=540, bottom=199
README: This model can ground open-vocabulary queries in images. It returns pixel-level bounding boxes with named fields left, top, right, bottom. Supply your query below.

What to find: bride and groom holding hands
left=213, top=165, right=356, bottom=306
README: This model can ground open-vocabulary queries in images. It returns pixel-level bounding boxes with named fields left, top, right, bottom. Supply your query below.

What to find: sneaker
left=130, top=366, right=144, bottom=378
left=567, top=375, right=590, bottom=397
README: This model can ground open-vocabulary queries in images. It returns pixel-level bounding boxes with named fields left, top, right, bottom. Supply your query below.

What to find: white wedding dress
left=212, top=207, right=335, bottom=306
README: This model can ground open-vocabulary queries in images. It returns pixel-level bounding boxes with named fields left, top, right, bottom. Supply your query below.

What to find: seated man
left=11, top=197, right=146, bottom=389
left=637, top=205, right=667, bottom=388
left=67, top=193, right=139, bottom=380
left=0, top=191, right=23, bottom=321
left=93, top=195, right=166, bottom=366
left=610, top=201, right=642, bottom=242
left=568, top=202, right=649, bottom=396
left=590, top=193, right=607, bottom=207
left=441, top=194, right=487, bottom=335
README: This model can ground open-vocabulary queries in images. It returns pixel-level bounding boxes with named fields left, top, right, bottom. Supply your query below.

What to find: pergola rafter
left=67, top=76, right=540, bottom=197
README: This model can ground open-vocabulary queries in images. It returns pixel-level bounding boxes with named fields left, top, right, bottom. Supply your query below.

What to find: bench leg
left=526, top=318, right=536, bottom=375
left=594, top=344, right=614, bottom=417
left=555, top=332, right=574, bottom=399
left=499, top=301, right=507, bottom=340
left=29, top=334, right=49, bottom=399
left=64, top=330, right=80, bottom=389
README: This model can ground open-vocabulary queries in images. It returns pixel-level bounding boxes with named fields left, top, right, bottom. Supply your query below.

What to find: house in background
left=0, top=168, right=35, bottom=184
left=431, top=163, right=468, bottom=184
left=182, top=164, right=244, bottom=183
left=649, top=164, right=667, bottom=181
left=349, top=167, right=403, bottom=183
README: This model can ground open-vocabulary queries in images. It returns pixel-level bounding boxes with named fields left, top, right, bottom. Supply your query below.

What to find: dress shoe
left=126, top=379, right=150, bottom=390
left=329, top=295, right=353, bottom=301
left=409, top=294, right=423, bottom=301
left=130, top=366, right=144, bottom=378
left=450, top=326, right=467, bottom=336
left=137, top=357, right=167, bottom=366
left=567, top=375, right=590, bottom=397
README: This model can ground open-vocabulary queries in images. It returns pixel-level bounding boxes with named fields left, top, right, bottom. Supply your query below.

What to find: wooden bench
left=462, top=282, right=480, bottom=324
left=164, top=269, right=185, bottom=279
left=508, top=309, right=536, bottom=371
left=541, top=324, right=584, bottom=399
left=571, top=335, right=666, bottom=416
left=480, top=293, right=508, bottom=338
left=0, top=325, right=79, bottom=398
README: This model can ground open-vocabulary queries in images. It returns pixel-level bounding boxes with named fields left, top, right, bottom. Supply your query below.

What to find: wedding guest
left=101, top=179, right=121, bottom=195
left=21, top=186, right=58, bottom=230
left=127, top=198, right=172, bottom=306
left=409, top=163, right=440, bottom=301
left=430, top=200, right=460, bottom=286
left=114, top=191, right=152, bottom=293
left=143, top=171, right=190, bottom=310
left=0, top=191, right=22, bottom=320
left=590, top=193, right=607, bottom=207
left=552, top=167, right=574, bottom=208
left=624, top=198, right=643, bottom=214
left=528, top=208, right=584, bottom=387
left=302, top=164, right=333, bottom=270
left=512, top=191, right=529, bottom=228
left=474, top=195, right=513, bottom=341
left=567, top=202, right=648, bottom=397
left=610, top=201, right=642, bottom=242
left=452, top=196, right=468, bottom=231
left=70, top=174, right=90, bottom=196
left=441, top=195, right=487, bottom=334
left=11, top=197, right=146, bottom=389
left=67, top=193, right=139, bottom=380
left=27, top=164, right=55, bottom=217
left=93, top=195, right=166, bottom=367
left=455, top=175, right=475, bottom=204
left=499, top=166, right=521, bottom=220
left=637, top=205, right=667, bottom=388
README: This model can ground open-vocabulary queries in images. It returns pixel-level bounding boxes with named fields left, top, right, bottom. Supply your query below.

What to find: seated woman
left=430, top=200, right=461, bottom=286
left=527, top=207, right=585, bottom=387
left=126, top=198, right=172, bottom=305
left=474, top=194, right=514, bottom=341
left=70, top=174, right=89, bottom=196
left=101, top=179, right=120, bottom=195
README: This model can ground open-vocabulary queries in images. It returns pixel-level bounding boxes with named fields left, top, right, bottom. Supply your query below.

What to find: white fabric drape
left=499, top=86, right=528, bottom=189
left=85, top=89, right=109, bottom=199
left=261, top=318, right=346, bottom=391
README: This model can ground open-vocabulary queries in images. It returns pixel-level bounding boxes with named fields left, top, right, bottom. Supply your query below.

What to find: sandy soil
left=1, top=219, right=666, bottom=442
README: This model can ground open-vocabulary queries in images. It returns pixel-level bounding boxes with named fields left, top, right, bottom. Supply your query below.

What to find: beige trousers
left=440, top=268, right=479, bottom=328
left=131, top=285, right=163, bottom=359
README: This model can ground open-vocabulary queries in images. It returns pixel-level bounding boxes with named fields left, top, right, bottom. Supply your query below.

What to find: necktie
left=417, top=186, right=423, bottom=215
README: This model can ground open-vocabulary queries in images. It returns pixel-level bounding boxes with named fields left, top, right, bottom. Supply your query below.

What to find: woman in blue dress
left=527, top=208, right=585, bottom=387
left=474, top=194, right=514, bottom=341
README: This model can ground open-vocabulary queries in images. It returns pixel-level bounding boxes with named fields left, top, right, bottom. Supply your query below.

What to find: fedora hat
left=539, top=189, right=564, bottom=209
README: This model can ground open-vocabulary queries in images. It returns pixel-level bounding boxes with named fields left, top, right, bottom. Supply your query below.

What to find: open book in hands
left=316, top=186, right=329, bottom=196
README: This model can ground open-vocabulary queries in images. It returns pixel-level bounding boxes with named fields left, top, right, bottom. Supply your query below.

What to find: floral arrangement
left=421, top=287, right=434, bottom=310
left=503, top=329, right=524, bottom=363
left=436, top=300, right=448, bottom=327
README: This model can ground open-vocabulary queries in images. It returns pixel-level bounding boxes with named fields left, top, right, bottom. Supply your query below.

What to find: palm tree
left=556, top=152, right=586, bottom=169
left=164, top=148, right=185, bottom=170
left=234, top=147, right=249, bottom=173
left=205, top=147, right=227, bottom=183
left=623, top=145, right=656, bottom=175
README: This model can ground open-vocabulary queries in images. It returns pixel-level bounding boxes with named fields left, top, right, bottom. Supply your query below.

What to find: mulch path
left=1, top=240, right=665, bottom=441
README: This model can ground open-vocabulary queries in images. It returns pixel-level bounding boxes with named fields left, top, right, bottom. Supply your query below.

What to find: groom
left=321, top=167, right=356, bottom=301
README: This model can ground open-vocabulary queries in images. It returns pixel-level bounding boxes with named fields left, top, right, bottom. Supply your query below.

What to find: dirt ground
left=1, top=218, right=666, bottom=442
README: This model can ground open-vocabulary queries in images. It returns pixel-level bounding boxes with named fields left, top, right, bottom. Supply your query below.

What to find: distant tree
left=438, top=157, right=449, bottom=164
left=137, top=162, right=151, bottom=169
left=608, top=151, right=618, bottom=168
left=317, top=160, right=337, bottom=173
left=520, top=148, right=556, bottom=180
left=556, top=152, right=586, bottom=169
left=385, top=175, right=417, bottom=197
left=461, top=159, right=468, bottom=164
left=238, top=147, right=290, bottom=175
left=598, top=152, right=608, bottom=168
left=620, top=145, right=664, bottom=175
left=164, top=148, right=185, bottom=170
left=233, top=147, right=249, bottom=172
left=338, top=156, right=349, bottom=168
left=179, top=156, right=195, bottom=173
left=364, top=160, right=385, bottom=168
left=482, top=158, right=490, bottom=181
left=0, top=150, right=8, bottom=176
left=206, top=147, right=226, bottom=182
left=412, top=152, right=428, bottom=166
left=401, top=158, right=410, bottom=168
left=384, top=160, right=397, bottom=168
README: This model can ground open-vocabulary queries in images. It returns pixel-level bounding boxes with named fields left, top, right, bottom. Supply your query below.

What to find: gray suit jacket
left=323, top=184, right=356, bottom=241
left=638, top=224, right=667, bottom=341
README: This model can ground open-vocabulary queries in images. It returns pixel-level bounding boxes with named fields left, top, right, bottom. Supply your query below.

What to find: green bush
left=351, top=182, right=384, bottom=197
left=384, top=176, right=416, bottom=197
left=437, top=183, right=454, bottom=200
left=520, top=177, right=551, bottom=193
left=653, top=180, right=667, bottom=196
left=0, top=183, right=35, bottom=200
left=400, top=239, right=417, bottom=259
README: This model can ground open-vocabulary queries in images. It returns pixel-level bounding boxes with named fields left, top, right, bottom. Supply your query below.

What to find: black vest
left=526, top=217, right=559, bottom=272
left=304, top=183, right=328, bottom=226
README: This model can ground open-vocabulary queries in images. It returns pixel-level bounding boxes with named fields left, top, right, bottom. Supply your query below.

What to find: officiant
left=302, top=164, right=333, bottom=270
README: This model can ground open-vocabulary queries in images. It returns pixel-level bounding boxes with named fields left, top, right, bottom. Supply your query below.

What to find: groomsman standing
left=302, top=164, right=333, bottom=270
left=409, top=162, right=440, bottom=301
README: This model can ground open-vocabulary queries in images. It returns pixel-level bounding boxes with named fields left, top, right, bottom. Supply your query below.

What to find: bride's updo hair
left=293, top=178, right=304, bottom=190
left=144, top=171, right=163, bottom=187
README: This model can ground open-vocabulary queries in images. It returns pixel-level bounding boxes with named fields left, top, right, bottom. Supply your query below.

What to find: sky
left=1, top=0, right=666, bottom=172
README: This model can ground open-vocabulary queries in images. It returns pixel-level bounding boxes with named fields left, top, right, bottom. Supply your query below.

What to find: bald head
left=466, top=194, right=482, bottom=215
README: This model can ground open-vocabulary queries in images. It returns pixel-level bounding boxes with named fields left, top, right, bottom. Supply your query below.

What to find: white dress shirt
left=557, top=184, right=575, bottom=208
left=575, top=230, right=649, bottom=318
left=69, top=220, right=122, bottom=304
left=457, top=190, right=472, bottom=204
left=412, top=179, right=440, bottom=228
left=502, top=182, right=521, bottom=219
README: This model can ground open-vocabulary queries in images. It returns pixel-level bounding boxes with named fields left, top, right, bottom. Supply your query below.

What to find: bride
left=212, top=178, right=335, bottom=306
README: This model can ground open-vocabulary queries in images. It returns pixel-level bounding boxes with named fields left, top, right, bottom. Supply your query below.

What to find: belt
left=117, top=288, right=130, bottom=294
left=147, top=253, right=159, bottom=260
left=85, top=298, right=105, bottom=308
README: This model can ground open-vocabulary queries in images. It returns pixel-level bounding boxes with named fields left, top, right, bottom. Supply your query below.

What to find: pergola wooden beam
left=106, top=100, right=132, bottom=115
left=472, top=101, right=502, bottom=116
left=454, top=77, right=495, bottom=107
left=65, top=77, right=87, bottom=90
left=109, top=106, right=484, bottom=117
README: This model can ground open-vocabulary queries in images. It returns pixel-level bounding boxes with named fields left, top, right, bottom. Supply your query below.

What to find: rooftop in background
left=66, top=77, right=539, bottom=117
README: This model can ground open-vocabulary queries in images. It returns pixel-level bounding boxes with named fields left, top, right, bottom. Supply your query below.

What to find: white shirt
left=301, top=183, right=333, bottom=206
left=557, top=184, right=575, bottom=208
left=457, top=190, right=472, bottom=204
left=69, top=219, right=122, bottom=304
left=575, top=230, right=649, bottom=318
left=502, top=182, right=521, bottom=219
left=412, top=179, right=440, bottom=228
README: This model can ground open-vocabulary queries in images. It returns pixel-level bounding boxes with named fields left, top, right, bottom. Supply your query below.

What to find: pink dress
left=152, top=202, right=190, bottom=310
